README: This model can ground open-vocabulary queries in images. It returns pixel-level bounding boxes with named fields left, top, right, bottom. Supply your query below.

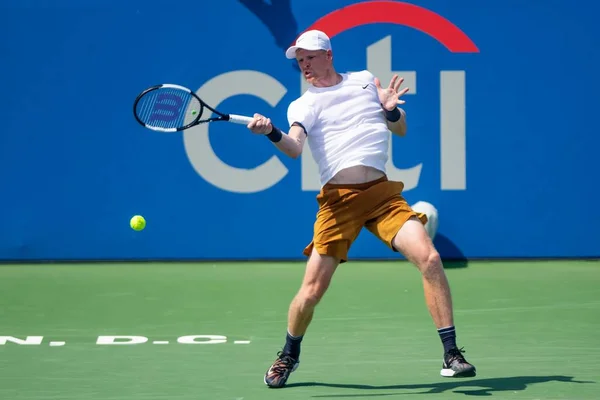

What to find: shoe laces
left=446, top=347, right=468, bottom=364
left=271, top=351, right=297, bottom=375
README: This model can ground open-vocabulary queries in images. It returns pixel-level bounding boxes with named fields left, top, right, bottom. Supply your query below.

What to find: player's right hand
left=247, top=113, right=273, bottom=135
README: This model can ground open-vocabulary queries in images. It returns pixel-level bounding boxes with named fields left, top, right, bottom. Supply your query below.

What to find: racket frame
left=133, top=83, right=252, bottom=132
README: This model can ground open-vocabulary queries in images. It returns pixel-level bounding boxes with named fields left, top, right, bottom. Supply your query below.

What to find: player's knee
left=298, top=281, right=329, bottom=308
left=299, top=292, right=322, bottom=309
left=418, top=249, right=443, bottom=279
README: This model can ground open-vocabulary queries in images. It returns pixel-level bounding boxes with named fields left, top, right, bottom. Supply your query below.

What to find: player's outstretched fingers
left=388, top=74, right=399, bottom=89
left=394, top=76, right=404, bottom=92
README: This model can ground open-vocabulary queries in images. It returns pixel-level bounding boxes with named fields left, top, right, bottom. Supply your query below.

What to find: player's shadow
left=286, top=375, right=594, bottom=397
left=434, top=233, right=468, bottom=269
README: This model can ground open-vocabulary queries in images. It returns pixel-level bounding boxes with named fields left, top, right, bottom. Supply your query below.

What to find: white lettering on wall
left=184, top=71, right=288, bottom=193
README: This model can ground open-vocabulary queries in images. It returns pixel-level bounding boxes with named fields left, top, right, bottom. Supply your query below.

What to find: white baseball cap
left=285, top=30, right=332, bottom=59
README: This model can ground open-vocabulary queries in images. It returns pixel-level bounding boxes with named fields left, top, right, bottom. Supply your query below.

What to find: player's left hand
left=374, top=74, right=409, bottom=111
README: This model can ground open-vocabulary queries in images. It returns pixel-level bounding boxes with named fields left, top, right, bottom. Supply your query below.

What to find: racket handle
left=228, top=114, right=254, bottom=125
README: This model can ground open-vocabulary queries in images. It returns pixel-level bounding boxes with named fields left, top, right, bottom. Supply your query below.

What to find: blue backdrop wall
left=1, top=0, right=598, bottom=261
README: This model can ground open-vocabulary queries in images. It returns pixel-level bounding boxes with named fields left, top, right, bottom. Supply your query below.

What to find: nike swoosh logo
left=362, top=84, right=369, bottom=89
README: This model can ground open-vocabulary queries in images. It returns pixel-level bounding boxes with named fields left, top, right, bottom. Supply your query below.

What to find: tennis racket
left=133, top=83, right=254, bottom=132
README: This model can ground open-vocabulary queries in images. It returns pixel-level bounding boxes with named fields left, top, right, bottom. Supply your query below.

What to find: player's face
left=295, top=49, right=332, bottom=83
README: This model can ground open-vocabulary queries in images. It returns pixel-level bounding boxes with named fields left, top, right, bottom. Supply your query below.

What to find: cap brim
left=285, top=46, right=301, bottom=59
left=285, top=45, right=326, bottom=59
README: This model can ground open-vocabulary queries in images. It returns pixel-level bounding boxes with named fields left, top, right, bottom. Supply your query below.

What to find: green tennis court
left=1, top=260, right=598, bottom=399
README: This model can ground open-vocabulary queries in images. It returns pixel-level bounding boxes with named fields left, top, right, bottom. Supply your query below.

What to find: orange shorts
left=303, top=176, right=427, bottom=262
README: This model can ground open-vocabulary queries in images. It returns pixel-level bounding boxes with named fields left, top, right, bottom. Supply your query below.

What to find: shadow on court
left=286, top=375, right=594, bottom=397
left=435, top=233, right=468, bottom=269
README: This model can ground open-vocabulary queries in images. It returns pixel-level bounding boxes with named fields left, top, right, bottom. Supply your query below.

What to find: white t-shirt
left=287, top=70, right=391, bottom=187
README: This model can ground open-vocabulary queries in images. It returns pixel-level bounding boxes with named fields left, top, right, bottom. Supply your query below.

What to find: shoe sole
left=440, top=367, right=476, bottom=378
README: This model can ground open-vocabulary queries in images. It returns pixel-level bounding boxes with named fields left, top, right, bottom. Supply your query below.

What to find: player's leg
left=263, top=181, right=367, bottom=388
left=363, top=181, right=476, bottom=378
left=264, top=249, right=340, bottom=388
left=288, top=248, right=340, bottom=338
left=392, top=216, right=476, bottom=378
left=392, top=217, right=453, bottom=329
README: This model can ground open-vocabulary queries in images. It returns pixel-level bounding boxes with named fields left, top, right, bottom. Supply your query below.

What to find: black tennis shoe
left=264, top=351, right=299, bottom=388
left=441, top=347, right=477, bottom=377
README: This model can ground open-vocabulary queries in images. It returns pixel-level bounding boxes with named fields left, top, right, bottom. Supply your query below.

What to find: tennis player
left=246, top=30, right=476, bottom=388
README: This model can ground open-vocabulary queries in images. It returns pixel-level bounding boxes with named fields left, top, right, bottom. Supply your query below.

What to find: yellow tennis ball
left=130, top=215, right=146, bottom=231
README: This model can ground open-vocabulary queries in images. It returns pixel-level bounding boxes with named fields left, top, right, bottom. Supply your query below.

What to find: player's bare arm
left=375, top=74, right=408, bottom=136
left=247, top=114, right=307, bottom=159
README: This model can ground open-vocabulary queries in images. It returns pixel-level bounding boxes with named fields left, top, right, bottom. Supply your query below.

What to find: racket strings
left=135, top=88, right=202, bottom=130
